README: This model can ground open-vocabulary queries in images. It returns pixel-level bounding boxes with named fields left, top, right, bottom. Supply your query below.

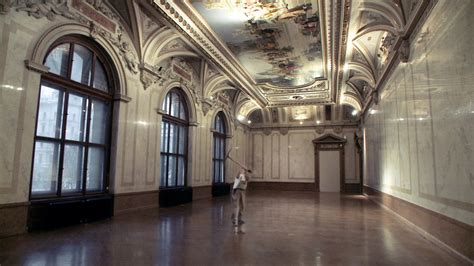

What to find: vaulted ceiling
left=116, top=0, right=433, bottom=121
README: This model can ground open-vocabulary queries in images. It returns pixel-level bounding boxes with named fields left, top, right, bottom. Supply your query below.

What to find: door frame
left=313, top=134, right=347, bottom=192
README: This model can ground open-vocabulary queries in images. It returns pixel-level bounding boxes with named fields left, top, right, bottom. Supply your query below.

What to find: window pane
left=71, top=44, right=93, bottom=86
left=169, top=124, right=178, bottom=154
left=93, top=59, right=108, bottom=92
left=31, top=141, right=60, bottom=194
left=160, top=155, right=168, bottom=187
left=87, top=146, right=105, bottom=191
left=89, top=99, right=108, bottom=144
left=62, top=144, right=85, bottom=193
left=168, top=156, right=176, bottom=187
left=36, top=85, right=64, bottom=138
left=220, top=138, right=225, bottom=159
left=160, top=122, right=169, bottom=153
left=178, top=126, right=186, bottom=155
left=44, top=43, right=70, bottom=77
left=170, top=92, right=180, bottom=118
left=65, top=94, right=88, bottom=142
left=177, top=156, right=185, bottom=186
left=213, top=161, right=218, bottom=183
left=219, top=161, right=224, bottom=182
left=162, top=93, right=170, bottom=114
left=179, top=101, right=186, bottom=120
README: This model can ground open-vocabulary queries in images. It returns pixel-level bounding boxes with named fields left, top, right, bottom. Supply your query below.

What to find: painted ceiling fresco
left=192, top=0, right=324, bottom=87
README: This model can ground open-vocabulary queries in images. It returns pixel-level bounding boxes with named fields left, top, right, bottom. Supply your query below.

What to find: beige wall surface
left=363, top=0, right=474, bottom=226
left=0, top=9, right=248, bottom=206
left=249, top=128, right=358, bottom=183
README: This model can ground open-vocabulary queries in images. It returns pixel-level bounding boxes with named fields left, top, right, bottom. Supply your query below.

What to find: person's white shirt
left=233, top=173, right=246, bottom=190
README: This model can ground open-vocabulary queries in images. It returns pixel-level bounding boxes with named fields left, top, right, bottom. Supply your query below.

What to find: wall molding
left=0, top=202, right=28, bottom=238
left=363, top=186, right=473, bottom=263
left=249, top=182, right=316, bottom=192
left=114, top=190, right=159, bottom=215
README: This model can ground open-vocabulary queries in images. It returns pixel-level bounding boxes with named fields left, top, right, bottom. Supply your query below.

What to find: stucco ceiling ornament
left=1, top=0, right=11, bottom=14
left=15, top=0, right=75, bottom=21
left=139, top=63, right=161, bottom=90
left=279, top=127, right=289, bottom=136
left=315, top=126, right=325, bottom=134
left=399, top=39, right=410, bottom=63
left=333, top=126, right=343, bottom=134
left=263, top=128, right=272, bottom=136
left=89, top=23, right=139, bottom=74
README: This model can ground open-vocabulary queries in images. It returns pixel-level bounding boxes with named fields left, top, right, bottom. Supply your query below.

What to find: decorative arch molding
left=209, top=108, right=234, bottom=137
left=352, top=42, right=376, bottom=75
left=235, top=100, right=259, bottom=120
left=346, top=62, right=376, bottom=87
left=204, top=74, right=228, bottom=98
left=25, top=22, right=129, bottom=100
left=155, top=51, right=200, bottom=66
left=341, top=92, right=362, bottom=111
left=157, top=81, right=198, bottom=125
left=348, top=74, right=375, bottom=89
left=359, top=2, right=405, bottom=32
left=353, top=22, right=397, bottom=42
left=142, top=27, right=174, bottom=62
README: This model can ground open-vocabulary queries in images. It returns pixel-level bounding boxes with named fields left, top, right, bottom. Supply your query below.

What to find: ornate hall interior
left=0, top=0, right=472, bottom=264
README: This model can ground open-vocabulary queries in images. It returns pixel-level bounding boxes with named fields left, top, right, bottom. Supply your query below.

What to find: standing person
left=232, top=168, right=252, bottom=227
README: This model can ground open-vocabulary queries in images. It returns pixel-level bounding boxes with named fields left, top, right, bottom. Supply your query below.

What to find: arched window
left=30, top=36, right=114, bottom=198
left=213, top=112, right=226, bottom=184
left=160, top=89, right=188, bottom=188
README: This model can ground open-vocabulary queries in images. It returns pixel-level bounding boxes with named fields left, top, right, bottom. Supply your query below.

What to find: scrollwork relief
left=15, top=0, right=75, bottom=21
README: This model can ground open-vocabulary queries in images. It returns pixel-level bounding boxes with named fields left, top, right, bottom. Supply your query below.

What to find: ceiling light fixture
left=316, top=120, right=321, bottom=124
left=237, top=114, right=245, bottom=121
left=247, top=120, right=252, bottom=124
left=351, top=110, right=358, bottom=116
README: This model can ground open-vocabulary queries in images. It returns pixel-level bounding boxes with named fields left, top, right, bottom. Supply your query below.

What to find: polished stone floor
left=0, top=191, right=467, bottom=265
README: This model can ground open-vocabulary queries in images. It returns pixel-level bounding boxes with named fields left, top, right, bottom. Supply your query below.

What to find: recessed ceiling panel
left=192, top=0, right=324, bottom=87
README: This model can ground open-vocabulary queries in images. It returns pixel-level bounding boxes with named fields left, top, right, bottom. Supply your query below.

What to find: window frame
left=160, top=88, right=189, bottom=188
left=29, top=36, right=114, bottom=200
left=212, top=112, right=227, bottom=184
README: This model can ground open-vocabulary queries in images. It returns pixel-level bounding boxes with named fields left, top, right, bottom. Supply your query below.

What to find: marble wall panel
left=363, top=0, right=474, bottom=226
left=249, top=128, right=357, bottom=183
left=288, top=132, right=315, bottom=180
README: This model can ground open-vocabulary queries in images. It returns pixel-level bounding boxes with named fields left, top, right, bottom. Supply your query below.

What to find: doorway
left=313, top=134, right=347, bottom=192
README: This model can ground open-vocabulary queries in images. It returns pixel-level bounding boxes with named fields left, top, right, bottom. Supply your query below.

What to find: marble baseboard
left=0, top=202, right=28, bottom=238
left=193, top=186, right=212, bottom=201
left=363, top=186, right=474, bottom=262
left=114, top=190, right=159, bottom=215
left=249, top=182, right=316, bottom=192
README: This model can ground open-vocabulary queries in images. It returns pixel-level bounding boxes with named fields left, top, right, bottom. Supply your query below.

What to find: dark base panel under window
left=159, top=187, right=193, bottom=207
left=27, top=195, right=113, bottom=231
left=212, top=183, right=231, bottom=197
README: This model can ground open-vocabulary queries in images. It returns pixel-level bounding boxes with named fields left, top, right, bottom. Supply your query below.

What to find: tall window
left=30, top=36, right=113, bottom=199
left=160, top=89, right=188, bottom=188
left=213, top=112, right=226, bottom=184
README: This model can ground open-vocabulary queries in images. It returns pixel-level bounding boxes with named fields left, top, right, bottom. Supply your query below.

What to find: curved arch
left=346, top=80, right=364, bottom=99
left=155, top=51, right=199, bottom=66
left=342, top=91, right=363, bottom=111
left=353, top=21, right=397, bottom=42
left=204, top=74, right=229, bottom=98
left=347, top=62, right=376, bottom=87
left=360, top=2, right=404, bottom=32
left=235, top=99, right=259, bottom=120
left=142, top=28, right=176, bottom=62
left=27, top=22, right=128, bottom=97
left=352, top=41, right=376, bottom=76
left=210, top=108, right=234, bottom=137
left=348, top=74, right=375, bottom=88
left=157, top=81, right=198, bottom=124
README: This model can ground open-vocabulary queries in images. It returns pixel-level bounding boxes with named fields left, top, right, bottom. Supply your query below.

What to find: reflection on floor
left=0, top=191, right=467, bottom=265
